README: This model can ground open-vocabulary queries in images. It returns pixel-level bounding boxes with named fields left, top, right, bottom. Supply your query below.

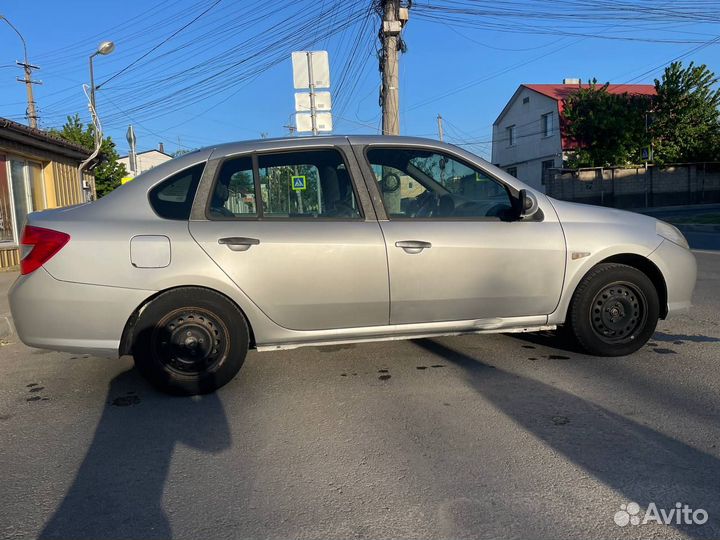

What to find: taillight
left=20, top=226, right=70, bottom=275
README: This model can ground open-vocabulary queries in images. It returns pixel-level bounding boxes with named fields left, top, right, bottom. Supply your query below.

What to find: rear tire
left=566, top=263, right=659, bottom=357
left=132, top=288, right=249, bottom=395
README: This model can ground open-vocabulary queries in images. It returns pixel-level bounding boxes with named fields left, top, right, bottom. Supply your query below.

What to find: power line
left=96, top=0, right=223, bottom=89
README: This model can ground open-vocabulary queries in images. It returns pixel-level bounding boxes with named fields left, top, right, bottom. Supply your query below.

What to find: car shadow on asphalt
left=413, top=338, right=720, bottom=539
left=505, top=328, right=720, bottom=353
left=503, top=329, right=585, bottom=354
left=40, top=368, right=231, bottom=540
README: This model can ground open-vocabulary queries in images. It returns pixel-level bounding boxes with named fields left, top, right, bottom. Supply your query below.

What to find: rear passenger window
left=208, top=156, right=257, bottom=218
left=258, top=150, right=361, bottom=219
left=149, top=163, right=205, bottom=220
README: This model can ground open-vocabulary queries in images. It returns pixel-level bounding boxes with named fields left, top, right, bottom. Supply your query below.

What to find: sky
left=1, top=0, right=718, bottom=160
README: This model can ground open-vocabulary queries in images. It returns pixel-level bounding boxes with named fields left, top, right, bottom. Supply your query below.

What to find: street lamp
left=88, top=40, right=115, bottom=143
left=78, top=40, right=115, bottom=199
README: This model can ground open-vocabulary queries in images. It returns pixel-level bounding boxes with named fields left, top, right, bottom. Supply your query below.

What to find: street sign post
left=291, top=51, right=330, bottom=89
left=291, top=51, right=332, bottom=135
left=294, top=91, right=331, bottom=112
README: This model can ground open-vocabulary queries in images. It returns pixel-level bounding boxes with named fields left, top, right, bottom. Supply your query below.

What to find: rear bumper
left=9, top=268, right=153, bottom=357
left=648, top=239, right=697, bottom=316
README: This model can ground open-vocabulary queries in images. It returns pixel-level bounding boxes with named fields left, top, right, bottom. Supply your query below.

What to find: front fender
left=548, top=242, right=663, bottom=325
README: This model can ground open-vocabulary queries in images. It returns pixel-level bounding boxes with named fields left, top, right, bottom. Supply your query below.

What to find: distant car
left=9, top=136, right=696, bottom=394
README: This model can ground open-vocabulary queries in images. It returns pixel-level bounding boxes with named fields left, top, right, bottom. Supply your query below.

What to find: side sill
left=256, top=324, right=556, bottom=352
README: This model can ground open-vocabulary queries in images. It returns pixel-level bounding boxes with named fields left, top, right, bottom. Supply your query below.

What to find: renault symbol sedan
left=9, top=136, right=696, bottom=394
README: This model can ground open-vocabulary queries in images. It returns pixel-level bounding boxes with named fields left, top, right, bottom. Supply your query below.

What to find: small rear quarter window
left=149, top=163, right=205, bottom=220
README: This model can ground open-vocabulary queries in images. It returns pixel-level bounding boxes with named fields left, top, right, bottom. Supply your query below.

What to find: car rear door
left=353, top=141, right=566, bottom=325
left=188, top=142, right=389, bottom=331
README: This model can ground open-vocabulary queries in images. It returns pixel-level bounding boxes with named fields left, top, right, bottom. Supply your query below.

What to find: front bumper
left=648, top=239, right=697, bottom=316
left=9, top=268, right=154, bottom=357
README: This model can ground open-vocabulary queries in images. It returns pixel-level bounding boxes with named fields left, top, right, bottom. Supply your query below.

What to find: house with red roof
left=491, top=80, right=656, bottom=191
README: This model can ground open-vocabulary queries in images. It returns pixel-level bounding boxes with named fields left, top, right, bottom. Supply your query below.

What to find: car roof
left=201, top=134, right=454, bottom=158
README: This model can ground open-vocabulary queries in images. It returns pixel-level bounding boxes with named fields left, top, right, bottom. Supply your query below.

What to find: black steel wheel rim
left=152, top=308, right=229, bottom=374
left=589, top=281, right=647, bottom=344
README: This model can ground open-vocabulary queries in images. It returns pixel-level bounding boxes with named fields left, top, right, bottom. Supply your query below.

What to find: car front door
left=357, top=143, right=566, bottom=325
left=189, top=144, right=389, bottom=331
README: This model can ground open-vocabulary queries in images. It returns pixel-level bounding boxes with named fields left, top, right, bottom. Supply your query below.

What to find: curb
left=637, top=203, right=720, bottom=214
left=0, top=315, right=13, bottom=340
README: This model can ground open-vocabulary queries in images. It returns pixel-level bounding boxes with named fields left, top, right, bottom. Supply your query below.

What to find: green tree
left=563, top=80, right=651, bottom=167
left=651, top=61, right=720, bottom=164
left=49, top=114, right=127, bottom=198
left=171, top=148, right=197, bottom=158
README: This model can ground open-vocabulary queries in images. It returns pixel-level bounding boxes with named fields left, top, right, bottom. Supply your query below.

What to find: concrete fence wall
left=544, top=163, right=720, bottom=208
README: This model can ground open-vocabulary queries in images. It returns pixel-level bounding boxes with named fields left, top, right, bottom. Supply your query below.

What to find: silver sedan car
left=9, top=136, right=696, bottom=394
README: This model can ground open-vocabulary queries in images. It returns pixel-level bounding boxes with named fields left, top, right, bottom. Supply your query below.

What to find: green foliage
left=650, top=62, right=720, bottom=165
left=562, top=63, right=720, bottom=168
left=170, top=148, right=197, bottom=158
left=49, top=114, right=127, bottom=198
left=563, top=80, right=651, bottom=168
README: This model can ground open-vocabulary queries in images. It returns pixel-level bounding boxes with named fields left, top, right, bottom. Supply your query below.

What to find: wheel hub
left=153, top=309, right=226, bottom=374
left=590, top=282, right=646, bottom=343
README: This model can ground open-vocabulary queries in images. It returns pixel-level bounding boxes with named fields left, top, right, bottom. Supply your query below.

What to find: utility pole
left=17, top=60, right=41, bottom=129
left=380, top=0, right=408, bottom=136
left=437, top=113, right=444, bottom=141
left=1, top=15, right=41, bottom=128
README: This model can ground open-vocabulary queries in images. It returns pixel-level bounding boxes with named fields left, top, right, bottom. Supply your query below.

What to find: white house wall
left=118, top=150, right=172, bottom=177
left=492, top=86, right=563, bottom=192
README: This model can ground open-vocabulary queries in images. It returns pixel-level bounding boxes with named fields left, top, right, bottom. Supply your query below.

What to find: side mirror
left=518, top=189, right=539, bottom=218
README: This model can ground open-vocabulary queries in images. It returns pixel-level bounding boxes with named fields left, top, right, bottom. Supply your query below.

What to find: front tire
left=132, top=288, right=249, bottom=395
left=566, top=263, right=659, bottom=356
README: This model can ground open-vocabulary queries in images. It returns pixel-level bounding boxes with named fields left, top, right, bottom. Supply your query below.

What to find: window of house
left=541, top=113, right=553, bottom=137
left=149, top=163, right=205, bottom=220
left=258, top=149, right=360, bottom=219
left=366, top=147, right=513, bottom=220
left=0, top=156, right=47, bottom=245
left=209, top=156, right=256, bottom=218
left=506, top=167, right=517, bottom=177
left=541, top=159, right=555, bottom=182
left=506, top=125, right=516, bottom=147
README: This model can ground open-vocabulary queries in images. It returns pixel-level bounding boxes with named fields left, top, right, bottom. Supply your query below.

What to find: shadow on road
left=507, top=328, right=720, bottom=352
left=413, top=338, right=720, bottom=538
left=40, top=368, right=231, bottom=540
left=653, top=331, right=720, bottom=343
left=503, top=329, right=584, bottom=354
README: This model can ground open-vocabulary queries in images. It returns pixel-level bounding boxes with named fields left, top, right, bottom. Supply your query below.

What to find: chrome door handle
left=395, top=240, right=432, bottom=254
left=218, top=237, right=260, bottom=252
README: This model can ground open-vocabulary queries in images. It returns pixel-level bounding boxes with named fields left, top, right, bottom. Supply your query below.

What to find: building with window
left=491, top=81, right=655, bottom=191
left=1, top=118, right=94, bottom=269
left=118, top=147, right=173, bottom=178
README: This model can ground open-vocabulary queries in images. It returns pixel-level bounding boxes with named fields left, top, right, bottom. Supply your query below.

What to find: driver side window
left=366, top=147, right=513, bottom=220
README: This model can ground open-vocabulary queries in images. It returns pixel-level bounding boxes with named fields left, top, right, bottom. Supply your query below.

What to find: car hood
left=548, top=198, right=658, bottom=228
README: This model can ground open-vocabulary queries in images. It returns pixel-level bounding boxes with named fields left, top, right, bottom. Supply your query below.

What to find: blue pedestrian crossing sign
left=291, top=175, right=306, bottom=191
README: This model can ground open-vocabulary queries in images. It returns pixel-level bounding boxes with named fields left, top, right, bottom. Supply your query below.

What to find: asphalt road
left=2, top=252, right=720, bottom=540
